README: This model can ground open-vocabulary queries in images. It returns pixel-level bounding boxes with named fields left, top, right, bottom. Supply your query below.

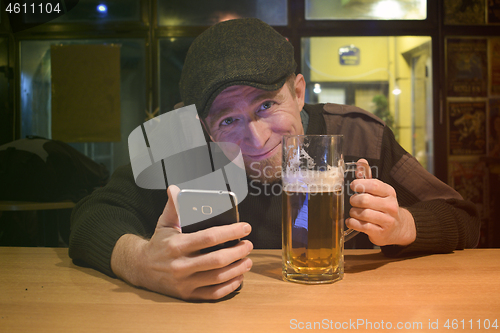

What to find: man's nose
left=245, top=120, right=271, bottom=149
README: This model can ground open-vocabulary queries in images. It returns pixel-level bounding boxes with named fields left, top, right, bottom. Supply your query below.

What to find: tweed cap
left=179, top=18, right=296, bottom=119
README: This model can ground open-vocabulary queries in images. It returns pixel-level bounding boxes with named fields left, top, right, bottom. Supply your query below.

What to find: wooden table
left=1, top=247, right=499, bottom=332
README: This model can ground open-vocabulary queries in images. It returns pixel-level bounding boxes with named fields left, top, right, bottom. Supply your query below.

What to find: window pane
left=302, top=36, right=433, bottom=171
left=0, top=37, right=10, bottom=144
left=444, top=0, right=485, bottom=25
left=20, top=39, right=146, bottom=173
left=306, top=0, right=426, bottom=20
left=23, top=0, right=141, bottom=23
left=158, top=37, right=195, bottom=112
left=158, top=0, right=287, bottom=26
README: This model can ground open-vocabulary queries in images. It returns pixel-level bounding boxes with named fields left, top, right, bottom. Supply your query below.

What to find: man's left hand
left=346, top=160, right=416, bottom=247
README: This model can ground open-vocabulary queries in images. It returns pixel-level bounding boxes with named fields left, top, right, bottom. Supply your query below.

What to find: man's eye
left=220, top=117, right=235, bottom=126
left=260, top=101, right=274, bottom=111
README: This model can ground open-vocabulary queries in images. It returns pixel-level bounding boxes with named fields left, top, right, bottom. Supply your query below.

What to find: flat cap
left=179, top=18, right=296, bottom=119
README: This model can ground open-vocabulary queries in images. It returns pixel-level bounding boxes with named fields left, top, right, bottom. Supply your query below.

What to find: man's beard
left=244, top=152, right=282, bottom=184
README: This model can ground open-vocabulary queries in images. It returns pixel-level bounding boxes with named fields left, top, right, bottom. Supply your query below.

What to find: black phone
left=177, top=189, right=240, bottom=253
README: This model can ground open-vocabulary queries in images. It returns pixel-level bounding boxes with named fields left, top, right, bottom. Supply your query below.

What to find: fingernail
left=247, top=242, right=253, bottom=256
left=243, top=223, right=251, bottom=234
left=246, top=259, right=252, bottom=271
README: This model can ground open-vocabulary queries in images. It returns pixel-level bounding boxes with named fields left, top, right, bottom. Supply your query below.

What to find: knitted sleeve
left=68, top=164, right=167, bottom=276
left=378, top=127, right=481, bottom=256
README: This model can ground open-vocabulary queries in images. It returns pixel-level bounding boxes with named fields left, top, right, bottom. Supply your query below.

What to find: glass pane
left=0, top=37, right=10, bottom=145
left=306, top=0, right=426, bottom=20
left=302, top=36, right=433, bottom=171
left=158, top=37, right=195, bottom=112
left=23, top=0, right=141, bottom=23
left=444, top=0, right=485, bottom=25
left=20, top=39, right=146, bottom=173
left=158, top=0, right=287, bottom=26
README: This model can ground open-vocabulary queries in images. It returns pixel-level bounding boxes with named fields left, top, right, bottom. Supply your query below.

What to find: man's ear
left=174, top=101, right=185, bottom=109
left=295, top=74, right=306, bottom=110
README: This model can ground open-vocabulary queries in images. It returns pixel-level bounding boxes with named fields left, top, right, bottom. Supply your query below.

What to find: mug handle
left=342, top=160, right=371, bottom=242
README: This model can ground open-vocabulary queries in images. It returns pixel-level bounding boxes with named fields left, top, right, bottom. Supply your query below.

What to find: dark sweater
left=69, top=103, right=480, bottom=276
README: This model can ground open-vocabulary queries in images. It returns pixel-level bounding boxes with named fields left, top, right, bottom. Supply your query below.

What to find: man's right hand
left=110, top=186, right=253, bottom=301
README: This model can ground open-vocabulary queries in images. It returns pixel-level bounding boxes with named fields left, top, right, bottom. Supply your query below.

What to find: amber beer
left=282, top=134, right=364, bottom=283
left=282, top=180, right=344, bottom=284
left=281, top=134, right=350, bottom=284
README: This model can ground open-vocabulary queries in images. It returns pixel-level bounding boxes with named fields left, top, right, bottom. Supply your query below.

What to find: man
left=69, top=18, right=480, bottom=301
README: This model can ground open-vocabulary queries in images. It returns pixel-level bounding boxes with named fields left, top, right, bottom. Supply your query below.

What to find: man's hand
left=111, top=186, right=253, bottom=301
left=346, top=159, right=416, bottom=247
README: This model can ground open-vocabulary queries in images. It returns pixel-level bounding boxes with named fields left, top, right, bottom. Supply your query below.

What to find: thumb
left=157, top=185, right=181, bottom=232
left=356, top=158, right=372, bottom=179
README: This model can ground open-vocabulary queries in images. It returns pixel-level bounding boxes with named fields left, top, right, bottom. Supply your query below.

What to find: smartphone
left=177, top=189, right=240, bottom=253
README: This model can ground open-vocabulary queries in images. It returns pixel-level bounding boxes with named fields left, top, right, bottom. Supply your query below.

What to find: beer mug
left=281, top=135, right=368, bottom=284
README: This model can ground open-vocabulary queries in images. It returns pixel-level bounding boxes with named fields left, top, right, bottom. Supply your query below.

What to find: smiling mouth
left=246, top=143, right=281, bottom=160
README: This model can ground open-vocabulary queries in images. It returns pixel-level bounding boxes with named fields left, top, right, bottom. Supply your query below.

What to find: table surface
left=1, top=247, right=499, bottom=333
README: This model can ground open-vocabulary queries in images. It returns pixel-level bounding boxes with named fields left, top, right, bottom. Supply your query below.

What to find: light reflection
left=97, top=4, right=107, bottom=13
left=211, top=11, right=242, bottom=24
left=372, top=1, right=404, bottom=19
left=313, top=83, right=322, bottom=94
left=392, top=87, right=401, bottom=95
left=306, top=0, right=426, bottom=20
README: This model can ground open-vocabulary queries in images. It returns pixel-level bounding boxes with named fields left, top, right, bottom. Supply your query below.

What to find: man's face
left=204, top=74, right=306, bottom=183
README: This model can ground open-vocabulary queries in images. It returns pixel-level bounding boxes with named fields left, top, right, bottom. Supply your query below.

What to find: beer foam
left=284, top=145, right=343, bottom=192
left=282, top=167, right=343, bottom=192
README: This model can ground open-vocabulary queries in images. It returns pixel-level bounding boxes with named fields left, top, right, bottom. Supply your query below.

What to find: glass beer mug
left=281, top=135, right=369, bottom=284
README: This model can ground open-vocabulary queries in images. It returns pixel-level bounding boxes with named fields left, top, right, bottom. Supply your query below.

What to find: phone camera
left=201, top=206, right=212, bottom=215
